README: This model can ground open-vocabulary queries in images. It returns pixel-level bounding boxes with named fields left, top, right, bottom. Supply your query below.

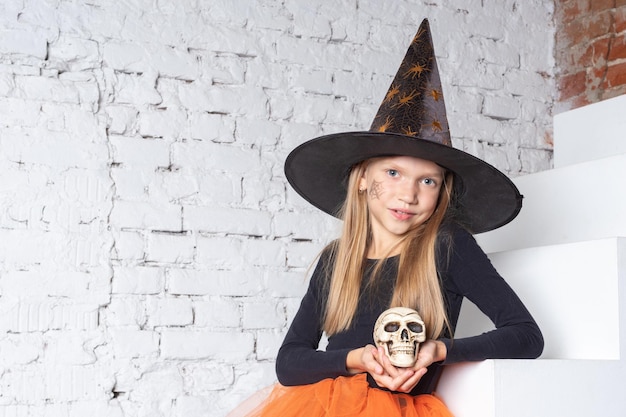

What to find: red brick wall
left=556, top=0, right=626, bottom=111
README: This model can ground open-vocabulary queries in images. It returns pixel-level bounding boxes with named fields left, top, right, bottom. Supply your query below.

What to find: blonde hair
left=322, top=160, right=453, bottom=339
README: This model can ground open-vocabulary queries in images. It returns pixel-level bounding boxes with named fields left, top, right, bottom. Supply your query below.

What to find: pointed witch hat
left=284, top=19, right=522, bottom=234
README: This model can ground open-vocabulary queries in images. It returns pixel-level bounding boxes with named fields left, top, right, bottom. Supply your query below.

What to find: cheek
left=368, top=178, right=387, bottom=199
left=417, top=186, right=440, bottom=207
left=427, top=191, right=443, bottom=209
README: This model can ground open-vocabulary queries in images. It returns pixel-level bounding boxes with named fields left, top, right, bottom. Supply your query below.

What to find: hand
left=345, top=344, right=425, bottom=393
left=412, top=339, right=447, bottom=371
left=370, top=345, right=426, bottom=393
left=346, top=340, right=447, bottom=393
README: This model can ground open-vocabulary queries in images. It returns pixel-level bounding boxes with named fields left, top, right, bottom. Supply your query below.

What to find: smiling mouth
left=390, top=209, right=415, bottom=220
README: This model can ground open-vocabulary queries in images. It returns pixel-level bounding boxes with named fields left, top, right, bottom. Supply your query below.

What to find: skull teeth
left=389, top=343, right=416, bottom=355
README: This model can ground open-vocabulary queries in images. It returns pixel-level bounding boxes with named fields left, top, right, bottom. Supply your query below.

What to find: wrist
left=346, top=347, right=365, bottom=374
left=435, top=340, right=447, bottom=362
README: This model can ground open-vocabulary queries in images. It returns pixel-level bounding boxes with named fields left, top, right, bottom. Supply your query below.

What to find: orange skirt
left=240, top=374, right=453, bottom=417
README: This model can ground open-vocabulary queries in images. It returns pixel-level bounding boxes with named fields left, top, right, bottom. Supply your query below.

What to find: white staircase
left=437, top=94, right=626, bottom=417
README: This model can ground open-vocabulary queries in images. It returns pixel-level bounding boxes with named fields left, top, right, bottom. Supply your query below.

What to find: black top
left=275, top=222, right=544, bottom=395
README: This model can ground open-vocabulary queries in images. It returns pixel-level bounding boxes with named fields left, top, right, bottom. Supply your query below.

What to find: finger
left=362, top=345, right=385, bottom=375
left=377, top=347, right=401, bottom=377
left=413, top=343, right=436, bottom=370
left=384, top=368, right=416, bottom=392
left=398, top=367, right=427, bottom=393
left=368, top=346, right=385, bottom=375
left=413, top=356, right=431, bottom=371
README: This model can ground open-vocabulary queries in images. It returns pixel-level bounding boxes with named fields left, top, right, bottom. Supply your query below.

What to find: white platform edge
left=476, top=153, right=626, bottom=254
left=440, top=358, right=626, bottom=417
left=439, top=237, right=626, bottom=416
left=457, top=237, right=621, bottom=360
left=554, top=93, right=626, bottom=168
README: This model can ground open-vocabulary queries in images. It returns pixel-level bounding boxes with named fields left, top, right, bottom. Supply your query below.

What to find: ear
left=358, top=174, right=368, bottom=192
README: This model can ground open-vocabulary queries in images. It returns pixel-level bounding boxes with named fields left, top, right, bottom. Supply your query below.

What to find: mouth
left=390, top=208, right=415, bottom=220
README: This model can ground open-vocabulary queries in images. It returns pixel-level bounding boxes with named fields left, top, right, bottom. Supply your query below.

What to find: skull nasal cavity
left=401, top=329, right=408, bottom=340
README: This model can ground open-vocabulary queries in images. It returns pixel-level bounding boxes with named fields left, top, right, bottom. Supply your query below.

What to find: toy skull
left=373, top=307, right=426, bottom=367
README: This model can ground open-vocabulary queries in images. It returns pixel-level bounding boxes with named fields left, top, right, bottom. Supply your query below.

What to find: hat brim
left=284, top=131, right=522, bottom=234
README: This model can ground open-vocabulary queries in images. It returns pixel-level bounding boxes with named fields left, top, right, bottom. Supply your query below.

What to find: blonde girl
left=236, top=18, right=543, bottom=417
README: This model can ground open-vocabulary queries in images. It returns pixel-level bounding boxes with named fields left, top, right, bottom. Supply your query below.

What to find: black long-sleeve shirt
left=276, top=222, right=544, bottom=395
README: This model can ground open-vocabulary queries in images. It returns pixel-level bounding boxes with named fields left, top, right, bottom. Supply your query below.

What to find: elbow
left=275, top=362, right=290, bottom=386
left=275, top=349, right=296, bottom=386
left=275, top=350, right=288, bottom=385
left=532, top=328, right=545, bottom=358
left=525, top=324, right=544, bottom=359
left=508, top=322, right=544, bottom=359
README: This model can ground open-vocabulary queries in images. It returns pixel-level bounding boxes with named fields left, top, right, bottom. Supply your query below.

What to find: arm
left=275, top=252, right=353, bottom=386
left=439, top=225, right=544, bottom=363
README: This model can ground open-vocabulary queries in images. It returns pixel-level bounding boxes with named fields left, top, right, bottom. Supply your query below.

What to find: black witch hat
left=284, top=19, right=522, bottom=233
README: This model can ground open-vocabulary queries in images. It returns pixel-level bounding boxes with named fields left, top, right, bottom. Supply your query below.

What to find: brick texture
left=555, top=0, right=626, bottom=111
left=0, top=1, right=555, bottom=416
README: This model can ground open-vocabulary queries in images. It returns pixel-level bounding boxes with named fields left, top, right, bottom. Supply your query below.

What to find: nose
left=398, top=181, right=418, bottom=204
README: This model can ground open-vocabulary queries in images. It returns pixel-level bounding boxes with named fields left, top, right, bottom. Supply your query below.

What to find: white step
left=438, top=359, right=626, bottom=417
left=554, top=94, right=626, bottom=168
left=476, top=152, right=626, bottom=254
left=437, top=237, right=626, bottom=417
left=457, top=237, right=623, bottom=360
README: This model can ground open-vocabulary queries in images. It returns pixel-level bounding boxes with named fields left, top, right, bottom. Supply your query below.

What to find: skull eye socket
left=384, top=322, right=400, bottom=332
left=408, top=322, right=423, bottom=333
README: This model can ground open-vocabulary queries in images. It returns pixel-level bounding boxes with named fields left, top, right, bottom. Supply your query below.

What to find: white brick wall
left=0, top=0, right=554, bottom=416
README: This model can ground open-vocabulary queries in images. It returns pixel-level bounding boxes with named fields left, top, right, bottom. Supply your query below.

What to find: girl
left=236, top=19, right=543, bottom=417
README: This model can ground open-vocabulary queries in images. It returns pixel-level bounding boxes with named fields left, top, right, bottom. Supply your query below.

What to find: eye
left=384, top=322, right=400, bottom=332
left=422, top=178, right=437, bottom=186
left=408, top=322, right=423, bottom=333
left=386, top=169, right=399, bottom=178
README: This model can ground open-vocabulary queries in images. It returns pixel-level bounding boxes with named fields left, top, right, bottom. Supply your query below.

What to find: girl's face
left=359, top=155, right=444, bottom=250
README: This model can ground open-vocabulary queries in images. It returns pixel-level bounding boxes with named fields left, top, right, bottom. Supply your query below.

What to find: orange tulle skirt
left=237, top=374, right=453, bottom=417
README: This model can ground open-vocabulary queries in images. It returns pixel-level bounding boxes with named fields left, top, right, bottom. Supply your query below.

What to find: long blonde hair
left=322, top=160, right=454, bottom=339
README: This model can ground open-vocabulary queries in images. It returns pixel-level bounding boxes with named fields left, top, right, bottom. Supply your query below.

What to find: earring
left=358, top=188, right=365, bottom=194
